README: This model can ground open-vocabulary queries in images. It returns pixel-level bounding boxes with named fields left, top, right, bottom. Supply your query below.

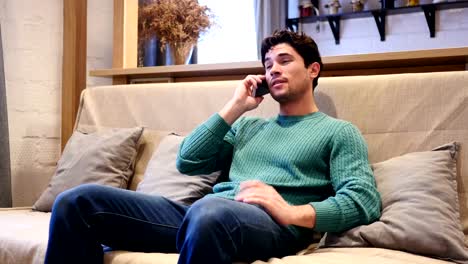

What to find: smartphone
left=253, top=79, right=270, bottom=97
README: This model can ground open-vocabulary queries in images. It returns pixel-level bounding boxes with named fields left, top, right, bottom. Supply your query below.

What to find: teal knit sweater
left=177, top=111, right=381, bottom=233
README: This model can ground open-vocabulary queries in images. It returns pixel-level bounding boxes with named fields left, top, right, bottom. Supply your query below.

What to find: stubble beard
left=271, top=91, right=290, bottom=103
left=271, top=84, right=305, bottom=104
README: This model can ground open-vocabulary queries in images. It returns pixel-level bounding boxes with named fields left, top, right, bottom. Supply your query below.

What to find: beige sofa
left=1, top=71, right=468, bottom=264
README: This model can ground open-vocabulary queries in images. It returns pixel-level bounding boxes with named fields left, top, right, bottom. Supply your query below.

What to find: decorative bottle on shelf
left=407, top=0, right=419, bottom=6
left=324, top=0, right=342, bottom=15
left=299, top=0, right=320, bottom=17
left=351, top=0, right=365, bottom=12
left=299, top=0, right=321, bottom=32
left=299, top=0, right=313, bottom=17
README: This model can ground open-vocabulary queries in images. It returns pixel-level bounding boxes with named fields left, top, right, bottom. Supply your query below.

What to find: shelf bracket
left=422, top=5, right=436, bottom=38
left=287, top=18, right=299, bottom=32
left=327, top=16, right=341, bottom=45
left=372, top=10, right=386, bottom=41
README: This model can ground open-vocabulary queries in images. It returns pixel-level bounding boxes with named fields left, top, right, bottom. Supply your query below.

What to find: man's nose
left=269, top=63, right=281, bottom=76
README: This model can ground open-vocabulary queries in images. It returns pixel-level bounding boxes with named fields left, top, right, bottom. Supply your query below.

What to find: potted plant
left=139, top=0, right=213, bottom=65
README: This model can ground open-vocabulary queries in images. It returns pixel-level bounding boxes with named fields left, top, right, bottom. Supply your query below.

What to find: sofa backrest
left=76, top=71, right=468, bottom=239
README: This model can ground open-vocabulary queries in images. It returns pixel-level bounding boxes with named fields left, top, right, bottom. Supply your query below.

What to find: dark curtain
left=254, top=0, right=287, bottom=59
left=0, top=25, right=12, bottom=207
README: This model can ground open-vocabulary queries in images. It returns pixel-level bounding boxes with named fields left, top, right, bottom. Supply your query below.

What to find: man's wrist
left=290, top=204, right=316, bottom=228
left=219, top=99, right=246, bottom=125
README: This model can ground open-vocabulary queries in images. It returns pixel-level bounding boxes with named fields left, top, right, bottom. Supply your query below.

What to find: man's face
left=264, top=43, right=314, bottom=103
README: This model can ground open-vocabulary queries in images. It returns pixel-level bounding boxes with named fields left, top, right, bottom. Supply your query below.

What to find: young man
left=45, top=30, right=381, bottom=264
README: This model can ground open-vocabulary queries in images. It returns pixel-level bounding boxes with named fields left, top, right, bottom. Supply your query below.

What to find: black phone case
left=254, top=80, right=270, bottom=97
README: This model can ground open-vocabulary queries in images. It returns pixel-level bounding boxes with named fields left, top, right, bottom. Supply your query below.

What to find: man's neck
left=279, top=95, right=319, bottom=116
left=279, top=104, right=319, bottom=116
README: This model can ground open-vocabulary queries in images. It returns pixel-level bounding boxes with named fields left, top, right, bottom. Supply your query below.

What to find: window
left=197, top=0, right=258, bottom=64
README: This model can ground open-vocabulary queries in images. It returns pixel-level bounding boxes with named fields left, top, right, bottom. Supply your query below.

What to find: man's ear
left=308, top=62, right=321, bottom=79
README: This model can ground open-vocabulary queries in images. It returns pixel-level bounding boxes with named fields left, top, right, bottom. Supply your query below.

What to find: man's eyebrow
left=265, top=52, right=293, bottom=62
left=277, top=52, right=293, bottom=57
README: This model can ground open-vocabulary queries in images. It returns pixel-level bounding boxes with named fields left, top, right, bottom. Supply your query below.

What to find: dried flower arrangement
left=139, top=0, right=213, bottom=64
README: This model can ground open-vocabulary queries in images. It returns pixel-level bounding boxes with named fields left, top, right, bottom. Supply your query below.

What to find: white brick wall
left=1, top=0, right=112, bottom=206
left=1, top=0, right=63, bottom=206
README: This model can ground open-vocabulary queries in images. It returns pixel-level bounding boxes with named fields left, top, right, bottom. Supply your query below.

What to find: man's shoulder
left=319, top=114, right=365, bottom=141
left=320, top=113, right=354, bottom=129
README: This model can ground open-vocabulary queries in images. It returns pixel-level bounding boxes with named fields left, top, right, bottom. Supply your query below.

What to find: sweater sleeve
left=176, top=113, right=237, bottom=175
left=310, top=124, right=382, bottom=233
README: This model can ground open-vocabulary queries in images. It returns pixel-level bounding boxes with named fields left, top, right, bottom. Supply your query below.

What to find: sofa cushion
left=101, top=247, right=454, bottom=264
left=263, top=248, right=455, bottom=264
left=129, top=129, right=175, bottom=191
left=136, top=133, right=221, bottom=205
left=33, top=127, right=143, bottom=212
left=0, top=209, right=50, bottom=264
left=320, top=142, right=468, bottom=263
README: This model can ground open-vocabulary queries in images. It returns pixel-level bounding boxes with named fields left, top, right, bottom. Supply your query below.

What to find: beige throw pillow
left=33, top=127, right=144, bottom=212
left=136, top=134, right=221, bottom=205
left=319, top=142, right=468, bottom=263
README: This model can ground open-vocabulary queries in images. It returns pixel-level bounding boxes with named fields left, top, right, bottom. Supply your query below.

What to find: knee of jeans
left=52, top=183, right=103, bottom=213
left=184, top=197, right=233, bottom=228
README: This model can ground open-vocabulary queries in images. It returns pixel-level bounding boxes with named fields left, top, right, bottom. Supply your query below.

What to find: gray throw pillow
left=319, top=142, right=468, bottom=263
left=136, top=134, right=220, bottom=205
left=33, top=127, right=144, bottom=212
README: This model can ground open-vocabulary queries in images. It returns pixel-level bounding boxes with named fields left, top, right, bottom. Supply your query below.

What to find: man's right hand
left=219, top=75, right=266, bottom=125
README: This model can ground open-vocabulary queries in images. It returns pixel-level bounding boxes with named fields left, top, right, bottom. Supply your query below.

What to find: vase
left=168, top=42, right=194, bottom=65
left=143, top=36, right=158, bottom=67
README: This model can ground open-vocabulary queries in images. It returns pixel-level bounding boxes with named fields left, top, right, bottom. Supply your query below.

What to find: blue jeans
left=44, top=184, right=312, bottom=264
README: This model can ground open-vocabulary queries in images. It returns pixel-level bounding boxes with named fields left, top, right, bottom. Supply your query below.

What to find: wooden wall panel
left=61, top=0, right=87, bottom=150
left=113, top=0, right=138, bottom=68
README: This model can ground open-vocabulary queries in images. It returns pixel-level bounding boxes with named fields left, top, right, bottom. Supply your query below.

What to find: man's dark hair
left=261, top=30, right=323, bottom=90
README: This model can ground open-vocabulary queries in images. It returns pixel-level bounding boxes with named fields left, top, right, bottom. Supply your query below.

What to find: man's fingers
left=243, top=75, right=265, bottom=89
left=239, top=180, right=265, bottom=189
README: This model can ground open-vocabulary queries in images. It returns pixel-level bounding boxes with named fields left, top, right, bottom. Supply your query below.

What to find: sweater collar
left=276, top=111, right=324, bottom=123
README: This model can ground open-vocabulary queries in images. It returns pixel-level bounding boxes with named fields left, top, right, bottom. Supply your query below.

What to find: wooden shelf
left=91, top=61, right=263, bottom=80
left=90, top=47, right=468, bottom=84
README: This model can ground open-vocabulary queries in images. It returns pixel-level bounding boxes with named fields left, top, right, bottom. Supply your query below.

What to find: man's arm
left=176, top=75, right=266, bottom=175
left=219, top=75, right=266, bottom=125
left=309, top=124, right=382, bottom=232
